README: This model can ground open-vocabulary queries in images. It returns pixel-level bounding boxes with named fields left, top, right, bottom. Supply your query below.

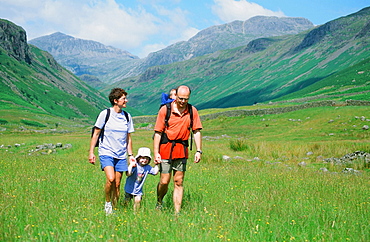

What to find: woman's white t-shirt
left=94, top=108, right=134, bottom=159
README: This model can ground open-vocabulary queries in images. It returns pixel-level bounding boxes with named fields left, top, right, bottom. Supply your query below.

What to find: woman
left=89, top=88, right=135, bottom=215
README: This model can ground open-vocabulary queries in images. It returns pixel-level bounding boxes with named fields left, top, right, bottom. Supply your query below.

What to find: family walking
left=89, top=85, right=203, bottom=215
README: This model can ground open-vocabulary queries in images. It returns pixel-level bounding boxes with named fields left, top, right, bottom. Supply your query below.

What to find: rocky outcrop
left=0, top=19, right=31, bottom=64
left=138, top=66, right=164, bottom=83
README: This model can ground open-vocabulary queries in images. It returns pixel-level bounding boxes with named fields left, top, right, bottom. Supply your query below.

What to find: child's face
left=137, top=156, right=150, bottom=166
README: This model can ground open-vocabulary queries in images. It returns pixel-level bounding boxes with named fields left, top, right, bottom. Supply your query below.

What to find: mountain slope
left=271, top=57, right=370, bottom=103
left=103, top=7, right=370, bottom=115
left=30, top=16, right=313, bottom=84
left=29, top=32, right=140, bottom=85
left=0, top=19, right=141, bottom=123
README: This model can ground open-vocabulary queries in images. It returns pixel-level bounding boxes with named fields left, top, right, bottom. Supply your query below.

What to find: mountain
left=102, top=7, right=370, bottom=115
left=129, top=16, right=314, bottom=76
left=30, top=16, right=313, bottom=85
left=0, top=19, right=141, bottom=123
left=29, top=32, right=140, bottom=86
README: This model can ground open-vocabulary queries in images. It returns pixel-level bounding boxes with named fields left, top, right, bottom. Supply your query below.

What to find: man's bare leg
left=157, top=173, right=171, bottom=209
left=173, top=170, right=185, bottom=214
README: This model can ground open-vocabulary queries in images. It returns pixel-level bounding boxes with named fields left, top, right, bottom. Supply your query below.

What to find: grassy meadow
left=1, top=105, right=369, bottom=241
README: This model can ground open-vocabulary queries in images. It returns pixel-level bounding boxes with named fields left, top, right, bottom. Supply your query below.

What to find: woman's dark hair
left=109, top=88, right=127, bottom=106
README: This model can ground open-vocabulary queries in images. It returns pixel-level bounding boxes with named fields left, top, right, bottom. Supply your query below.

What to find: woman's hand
left=89, top=153, right=96, bottom=165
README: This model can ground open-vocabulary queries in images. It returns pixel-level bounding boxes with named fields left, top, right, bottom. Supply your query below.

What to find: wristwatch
left=196, top=150, right=203, bottom=154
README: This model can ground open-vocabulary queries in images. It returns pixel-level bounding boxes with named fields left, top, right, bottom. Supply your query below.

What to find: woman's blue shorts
left=99, top=155, right=128, bottom=172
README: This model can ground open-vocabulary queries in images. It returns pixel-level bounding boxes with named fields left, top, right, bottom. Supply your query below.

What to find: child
left=124, top=147, right=159, bottom=212
left=160, top=88, right=176, bottom=106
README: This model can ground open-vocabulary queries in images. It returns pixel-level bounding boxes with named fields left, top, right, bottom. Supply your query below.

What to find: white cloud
left=140, top=43, right=168, bottom=58
left=212, top=0, right=285, bottom=22
left=139, top=25, right=198, bottom=57
left=0, top=0, right=198, bottom=58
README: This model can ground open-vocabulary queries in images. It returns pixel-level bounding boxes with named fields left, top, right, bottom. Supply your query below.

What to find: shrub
left=230, top=138, right=250, bottom=151
left=0, top=119, right=8, bottom=124
left=20, top=119, right=47, bottom=127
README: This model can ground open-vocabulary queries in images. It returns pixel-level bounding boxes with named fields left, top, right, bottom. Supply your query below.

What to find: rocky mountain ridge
left=29, top=32, right=140, bottom=85
left=29, top=16, right=313, bottom=86
left=142, top=16, right=314, bottom=66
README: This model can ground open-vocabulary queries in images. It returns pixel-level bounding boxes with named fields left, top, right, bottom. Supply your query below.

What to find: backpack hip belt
left=160, top=133, right=189, bottom=163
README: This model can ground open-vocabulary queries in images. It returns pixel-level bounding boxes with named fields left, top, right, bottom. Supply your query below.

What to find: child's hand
left=129, top=159, right=137, bottom=167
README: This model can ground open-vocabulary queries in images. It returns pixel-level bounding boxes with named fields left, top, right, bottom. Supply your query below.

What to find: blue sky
left=0, top=0, right=368, bottom=57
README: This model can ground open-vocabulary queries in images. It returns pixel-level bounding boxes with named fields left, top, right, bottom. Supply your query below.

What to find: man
left=153, top=85, right=203, bottom=214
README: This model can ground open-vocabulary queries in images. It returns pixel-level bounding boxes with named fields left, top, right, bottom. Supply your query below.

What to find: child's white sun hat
left=135, top=147, right=152, bottom=160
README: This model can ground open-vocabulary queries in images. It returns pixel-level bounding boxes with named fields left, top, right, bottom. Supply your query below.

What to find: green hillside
left=271, top=57, right=370, bottom=103
left=0, top=19, right=142, bottom=130
left=103, top=7, right=370, bottom=115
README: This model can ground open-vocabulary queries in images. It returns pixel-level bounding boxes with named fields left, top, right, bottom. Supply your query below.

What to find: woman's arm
left=127, top=133, right=136, bottom=163
left=88, top=127, right=101, bottom=165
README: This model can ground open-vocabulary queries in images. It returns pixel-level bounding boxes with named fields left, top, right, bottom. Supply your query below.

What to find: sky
left=0, top=0, right=369, bottom=58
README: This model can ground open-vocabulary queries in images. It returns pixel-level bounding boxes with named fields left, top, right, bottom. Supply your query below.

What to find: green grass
left=1, top=106, right=369, bottom=241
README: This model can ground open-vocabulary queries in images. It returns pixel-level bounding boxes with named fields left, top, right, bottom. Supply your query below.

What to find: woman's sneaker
left=105, top=202, right=113, bottom=215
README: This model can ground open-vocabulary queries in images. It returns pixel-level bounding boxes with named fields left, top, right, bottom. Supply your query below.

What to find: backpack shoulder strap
left=187, top=103, right=194, bottom=150
left=164, top=103, right=171, bottom=127
left=188, top=103, right=193, bottom=130
left=98, top=108, right=111, bottom=144
left=104, top=108, right=111, bottom=124
left=122, top=110, right=129, bottom=123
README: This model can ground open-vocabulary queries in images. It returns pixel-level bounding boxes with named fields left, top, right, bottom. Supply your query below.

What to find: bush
left=230, top=138, right=250, bottom=151
left=20, top=119, right=47, bottom=127
left=0, top=119, right=8, bottom=124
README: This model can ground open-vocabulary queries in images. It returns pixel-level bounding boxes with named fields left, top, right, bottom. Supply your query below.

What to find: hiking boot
left=155, top=202, right=163, bottom=211
left=105, top=202, right=113, bottom=215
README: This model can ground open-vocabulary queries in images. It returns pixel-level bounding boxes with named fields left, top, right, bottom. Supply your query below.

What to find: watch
left=196, top=150, right=203, bottom=154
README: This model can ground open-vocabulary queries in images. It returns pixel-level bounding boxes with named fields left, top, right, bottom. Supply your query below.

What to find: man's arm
left=193, top=129, right=202, bottom=163
left=153, top=131, right=162, bottom=164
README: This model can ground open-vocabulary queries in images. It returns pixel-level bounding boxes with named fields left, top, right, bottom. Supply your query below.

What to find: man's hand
left=194, top=152, right=201, bottom=163
left=154, top=152, right=162, bottom=164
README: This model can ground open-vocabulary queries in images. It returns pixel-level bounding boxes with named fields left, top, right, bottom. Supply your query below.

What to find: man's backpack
left=91, top=109, right=129, bottom=147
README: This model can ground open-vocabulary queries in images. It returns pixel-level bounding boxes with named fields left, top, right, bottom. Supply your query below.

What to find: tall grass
left=1, top=106, right=370, bottom=241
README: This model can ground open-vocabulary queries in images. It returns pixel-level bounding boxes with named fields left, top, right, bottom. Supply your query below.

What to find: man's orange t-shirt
left=154, top=102, right=202, bottom=160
